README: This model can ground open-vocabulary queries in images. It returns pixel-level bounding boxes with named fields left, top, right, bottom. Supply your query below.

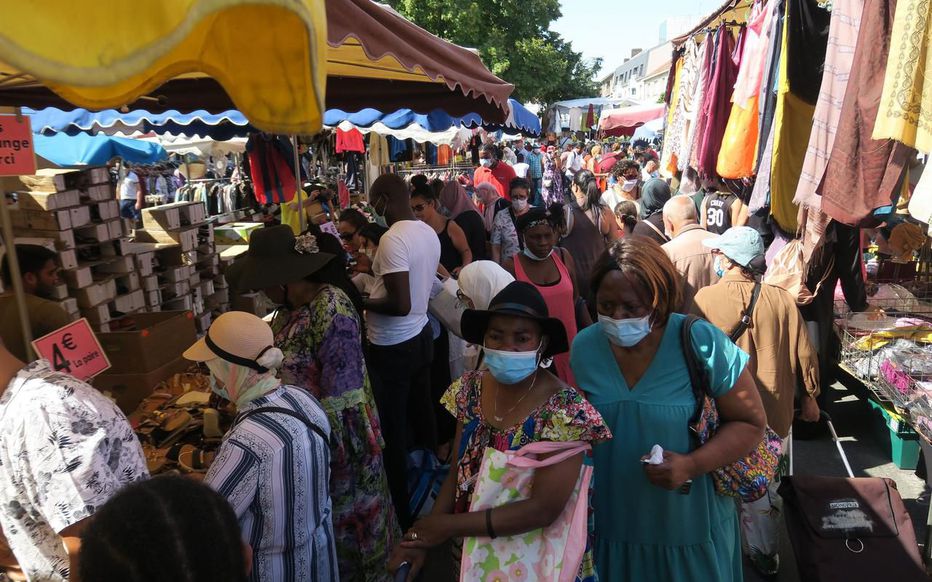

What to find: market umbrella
left=33, top=133, right=167, bottom=167
left=324, top=99, right=540, bottom=135
left=599, top=103, right=666, bottom=136
left=0, top=0, right=513, bottom=133
left=632, top=117, right=665, bottom=141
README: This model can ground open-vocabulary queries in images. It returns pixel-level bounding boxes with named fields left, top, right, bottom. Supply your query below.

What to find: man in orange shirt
left=473, top=144, right=517, bottom=200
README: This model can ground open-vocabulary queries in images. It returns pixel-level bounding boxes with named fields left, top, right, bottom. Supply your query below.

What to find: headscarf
left=439, top=181, right=479, bottom=219
left=457, top=261, right=515, bottom=310
left=639, top=178, right=672, bottom=219
left=205, top=358, right=281, bottom=408
left=475, top=182, right=502, bottom=231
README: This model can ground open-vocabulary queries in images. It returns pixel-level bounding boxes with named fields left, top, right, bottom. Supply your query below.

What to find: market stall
left=598, top=103, right=666, bottom=136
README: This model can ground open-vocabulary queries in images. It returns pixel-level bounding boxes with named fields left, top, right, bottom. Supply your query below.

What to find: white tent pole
left=0, top=187, right=34, bottom=360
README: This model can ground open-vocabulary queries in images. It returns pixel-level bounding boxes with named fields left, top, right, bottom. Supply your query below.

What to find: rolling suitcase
left=779, top=412, right=927, bottom=581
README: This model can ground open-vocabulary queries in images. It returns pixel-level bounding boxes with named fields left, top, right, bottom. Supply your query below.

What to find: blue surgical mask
left=209, top=375, right=231, bottom=401
left=714, top=256, right=725, bottom=278
left=523, top=247, right=553, bottom=261
left=483, top=345, right=541, bottom=384
left=598, top=314, right=652, bottom=347
left=621, top=179, right=639, bottom=193
left=479, top=159, right=492, bottom=168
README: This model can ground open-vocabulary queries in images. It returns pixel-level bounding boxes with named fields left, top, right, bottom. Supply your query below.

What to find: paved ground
left=744, top=375, right=930, bottom=581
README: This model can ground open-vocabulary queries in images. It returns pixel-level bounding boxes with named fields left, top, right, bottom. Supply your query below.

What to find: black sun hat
left=460, top=281, right=569, bottom=358
left=225, top=225, right=335, bottom=291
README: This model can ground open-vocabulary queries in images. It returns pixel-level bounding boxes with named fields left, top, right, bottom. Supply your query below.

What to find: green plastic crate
left=868, top=399, right=920, bottom=470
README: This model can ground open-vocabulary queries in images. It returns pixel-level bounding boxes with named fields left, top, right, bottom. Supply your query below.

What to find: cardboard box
left=160, top=265, right=192, bottom=284
left=48, top=284, right=70, bottom=300
left=112, top=289, right=146, bottom=314
left=13, top=228, right=75, bottom=249
left=75, top=222, right=110, bottom=244
left=194, top=311, right=212, bottom=332
left=73, top=279, right=117, bottom=309
left=58, top=249, right=78, bottom=270
left=19, top=168, right=108, bottom=193
left=90, top=200, right=120, bottom=222
left=141, top=205, right=181, bottom=231
left=57, top=297, right=79, bottom=316
left=141, top=275, right=159, bottom=292
left=96, top=311, right=196, bottom=375
left=69, top=206, right=92, bottom=229
left=82, top=303, right=112, bottom=325
left=63, top=265, right=93, bottom=289
left=135, top=252, right=155, bottom=276
left=162, top=295, right=193, bottom=312
left=10, top=208, right=71, bottom=230
left=145, top=289, right=162, bottom=307
left=135, top=227, right=198, bottom=251
left=114, top=272, right=140, bottom=293
left=161, top=279, right=190, bottom=299
left=199, top=279, right=215, bottom=297
left=155, top=246, right=196, bottom=268
left=233, top=292, right=269, bottom=318
left=96, top=255, right=135, bottom=275
left=15, top=190, right=80, bottom=210
left=93, top=356, right=191, bottom=414
left=214, top=222, right=263, bottom=246
left=82, top=183, right=114, bottom=202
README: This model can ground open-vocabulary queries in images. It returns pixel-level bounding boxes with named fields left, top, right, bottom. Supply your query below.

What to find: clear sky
left=552, top=0, right=724, bottom=77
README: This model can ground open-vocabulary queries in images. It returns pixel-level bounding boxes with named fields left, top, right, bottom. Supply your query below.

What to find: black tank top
left=704, top=191, right=737, bottom=235
left=437, top=220, right=462, bottom=272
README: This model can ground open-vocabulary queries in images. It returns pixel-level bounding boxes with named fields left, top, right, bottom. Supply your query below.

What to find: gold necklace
left=493, top=372, right=538, bottom=422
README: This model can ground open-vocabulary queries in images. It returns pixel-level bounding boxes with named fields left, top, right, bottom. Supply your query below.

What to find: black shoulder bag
left=235, top=406, right=331, bottom=447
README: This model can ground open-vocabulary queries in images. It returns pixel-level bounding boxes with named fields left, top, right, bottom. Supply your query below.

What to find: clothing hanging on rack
left=245, top=134, right=300, bottom=205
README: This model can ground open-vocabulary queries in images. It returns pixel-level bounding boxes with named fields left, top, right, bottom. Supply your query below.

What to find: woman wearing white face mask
left=503, top=204, right=589, bottom=384
left=388, top=281, right=611, bottom=581
left=601, top=160, right=642, bottom=213
left=570, top=237, right=767, bottom=582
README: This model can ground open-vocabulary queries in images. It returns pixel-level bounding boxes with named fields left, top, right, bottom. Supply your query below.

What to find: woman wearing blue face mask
left=389, top=281, right=612, bottom=581
left=569, top=237, right=767, bottom=582
left=503, top=204, right=590, bottom=384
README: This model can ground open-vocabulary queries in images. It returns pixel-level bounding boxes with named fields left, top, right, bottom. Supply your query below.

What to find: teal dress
left=570, top=313, right=749, bottom=581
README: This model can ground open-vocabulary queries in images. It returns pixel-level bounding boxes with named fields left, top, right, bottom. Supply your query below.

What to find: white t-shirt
left=119, top=171, right=139, bottom=200
left=513, top=162, right=530, bottom=178
left=0, top=360, right=149, bottom=581
left=366, top=220, right=441, bottom=346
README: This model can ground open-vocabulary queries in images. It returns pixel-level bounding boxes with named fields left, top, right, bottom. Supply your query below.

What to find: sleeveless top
left=437, top=220, right=462, bottom=272
left=513, top=249, right=578, bottom=385
left=704, top=191, right=737, bottom=235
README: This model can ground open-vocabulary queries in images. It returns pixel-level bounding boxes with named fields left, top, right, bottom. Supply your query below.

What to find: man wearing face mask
left=474, top=144, right=517, bottom=200
left=693, top=227, right=820, bottom=578
left=601, top=160, right=641, bottom=211
left=0, top=244, right=70, bottom=361
left=523, top=144, right=544, bottom=206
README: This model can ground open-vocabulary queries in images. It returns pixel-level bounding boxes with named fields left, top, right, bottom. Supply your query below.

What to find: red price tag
left=31, top=318, right=111, bottom=381
left=0, top=115, right=36, bottom=177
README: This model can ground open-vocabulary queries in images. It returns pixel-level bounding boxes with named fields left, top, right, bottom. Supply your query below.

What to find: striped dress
left=205, top=385, right=338, bottom=582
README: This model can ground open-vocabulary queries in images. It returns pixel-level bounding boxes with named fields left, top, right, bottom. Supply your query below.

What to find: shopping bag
left=429, top=277, right=465, bottom=338
left=460, top=441, right=591, bottom=582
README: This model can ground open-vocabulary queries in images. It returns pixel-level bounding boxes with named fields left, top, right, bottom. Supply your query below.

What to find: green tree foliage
left=386, top=0, right=601, bottom=105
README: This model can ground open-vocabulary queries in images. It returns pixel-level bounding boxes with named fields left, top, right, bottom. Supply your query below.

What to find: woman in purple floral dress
left=227, top=225, right=398, bottom=582
left=542, top=146, right=566, bottom=206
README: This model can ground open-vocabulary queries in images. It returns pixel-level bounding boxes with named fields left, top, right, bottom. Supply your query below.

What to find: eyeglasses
left=339, top=230, right=358, bottom=241
left=411, top=203, right=428, bottom=212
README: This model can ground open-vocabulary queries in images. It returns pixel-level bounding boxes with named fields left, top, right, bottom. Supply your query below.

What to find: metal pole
left=0, top=187, right=35, bottom=360
left=292, top=136, right=306, bottom=233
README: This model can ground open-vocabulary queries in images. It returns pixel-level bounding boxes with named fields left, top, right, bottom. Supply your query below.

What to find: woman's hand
left=387, top=546, right=427, bottom=582
left=642, top=450, right=696, bottom=491
left=353, top=252, right=372, bottom=275
left=399, top=514, right=453, bottom=550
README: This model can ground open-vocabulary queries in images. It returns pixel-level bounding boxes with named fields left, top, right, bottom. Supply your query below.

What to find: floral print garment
left=441, top=370, right=612, bottom=582
left=0, top=361, right=149, bottom=581
left=271, top=286, right=399, bottom=582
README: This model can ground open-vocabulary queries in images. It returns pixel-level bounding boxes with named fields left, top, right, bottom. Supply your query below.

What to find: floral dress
left=441, top=370, right=612, bottom=581
left=542, top=154, right=565, bottom=206
left=271, top=285, right=399, bottom=582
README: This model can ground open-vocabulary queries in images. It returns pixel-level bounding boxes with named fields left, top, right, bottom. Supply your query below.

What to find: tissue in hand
left=648, top=444, right=665, bottom=465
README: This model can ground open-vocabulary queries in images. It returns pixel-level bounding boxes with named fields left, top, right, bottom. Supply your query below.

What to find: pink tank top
left=514, top=249, right=578, bottom=384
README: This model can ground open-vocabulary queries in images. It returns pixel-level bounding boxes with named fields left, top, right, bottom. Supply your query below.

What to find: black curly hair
left=79, top=476, right=248, bottom=582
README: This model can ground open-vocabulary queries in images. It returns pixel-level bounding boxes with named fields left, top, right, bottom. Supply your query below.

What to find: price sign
left=0, top=115, right=36, bottom=177
left=31, top=318, right=111, bottom=381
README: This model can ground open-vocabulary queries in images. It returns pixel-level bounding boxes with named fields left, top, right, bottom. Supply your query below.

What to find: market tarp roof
left=26, top=108, right=253, bottom=140
left=599, top=103, right=666, bottom=133
left=34, top=133, right=167, bottom=167
left=323, top=99, right=540, bottom=134
left=0, top=0, right=512, bottom=133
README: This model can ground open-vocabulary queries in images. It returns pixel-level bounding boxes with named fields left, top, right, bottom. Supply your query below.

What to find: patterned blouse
left=441, top=370, right=612, bottom=514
